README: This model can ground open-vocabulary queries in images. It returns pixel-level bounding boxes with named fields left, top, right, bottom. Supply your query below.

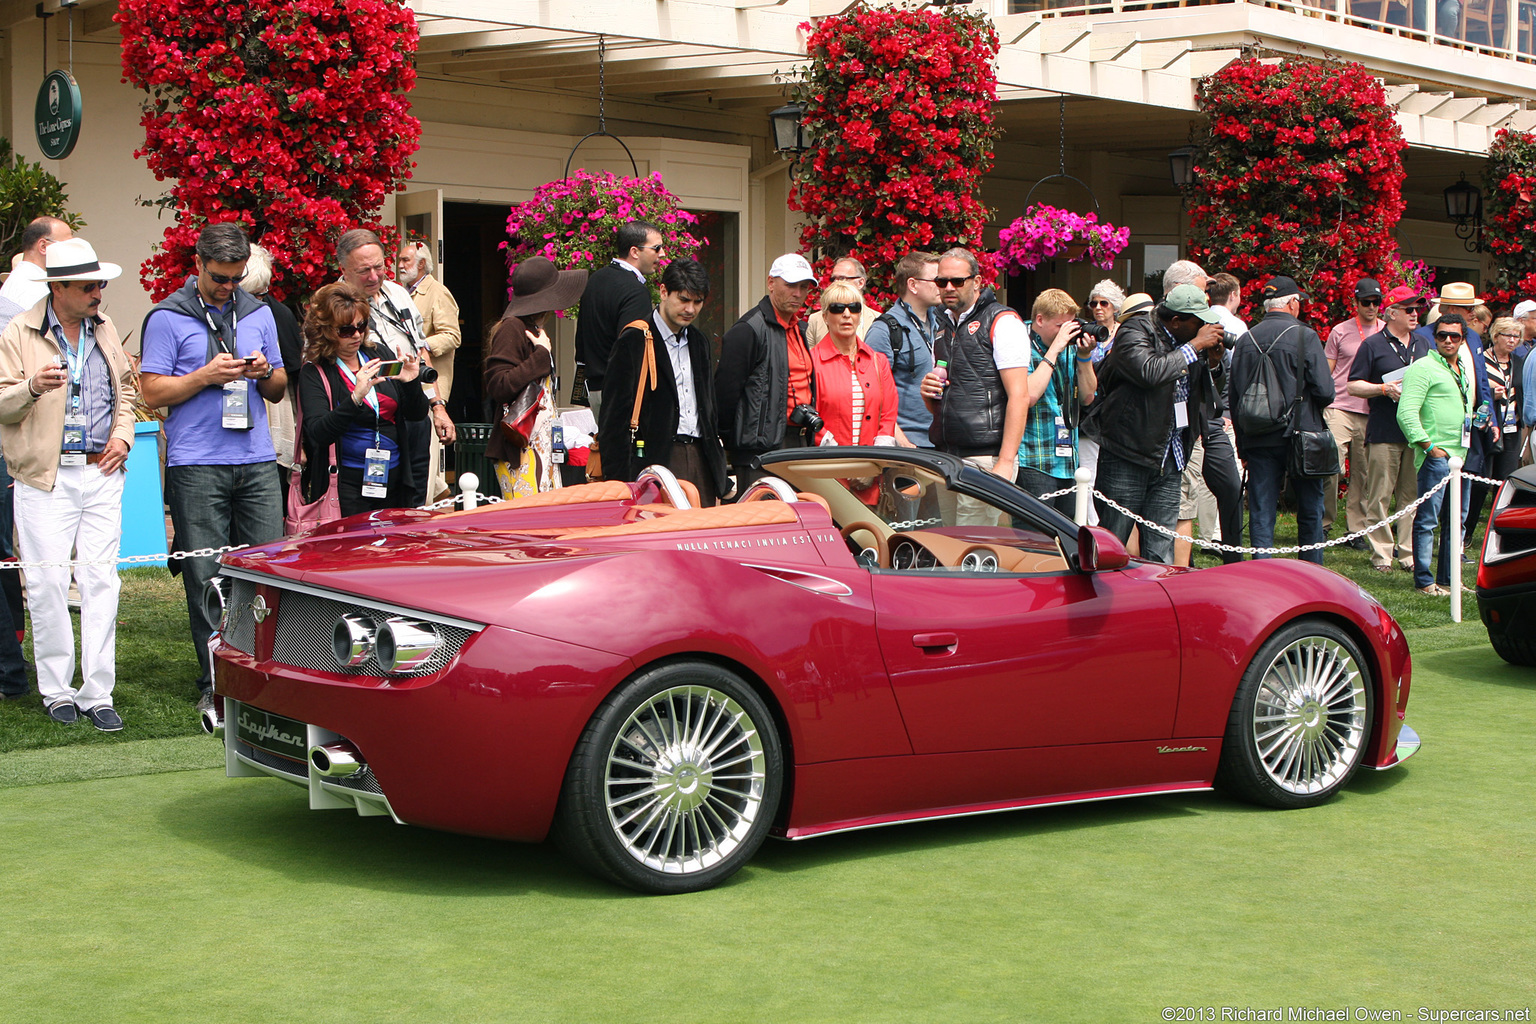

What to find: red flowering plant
left=502, top=170, right=703, bottom=315
left=1188, top=57, right=1408, bottom=330
left=789, top=0, right=1000, bottom=308
left=1482, top=128, right=1536, bottom=311
left=117, top=0, right=421, bottom=302
left=996, top=204, right=1130, bottom=273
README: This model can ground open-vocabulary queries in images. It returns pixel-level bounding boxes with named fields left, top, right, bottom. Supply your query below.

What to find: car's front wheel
left=1215, top=620, right=1373, bottom=809
left=553, top=661, right=783, bottom=894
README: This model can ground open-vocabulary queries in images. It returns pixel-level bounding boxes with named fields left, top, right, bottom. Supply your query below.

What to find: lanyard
left=51, top=323, right=89, bottom=412
left=374, top=294, right=421, bottom=353
left=336, top=360, right=384, bottom=447
left=204, top=304, right=237, bottom=356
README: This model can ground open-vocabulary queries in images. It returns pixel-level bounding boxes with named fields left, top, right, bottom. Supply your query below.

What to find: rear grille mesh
left=270, top=591, right=473, bottom=677
left=235, top=740, right=307, bottom=780
left=223, top=578, right=258, bottom=655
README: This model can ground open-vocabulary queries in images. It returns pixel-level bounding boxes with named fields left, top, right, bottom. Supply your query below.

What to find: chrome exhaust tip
left=201, top=705, right=224, bottom=735
left=310, top=741, right=365, bottom=778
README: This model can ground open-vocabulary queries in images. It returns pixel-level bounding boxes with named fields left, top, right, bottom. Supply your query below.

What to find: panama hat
left=43, top=238, right=122, bottom=282
left=506, top=256, right=588, bottom=316
left=1435, top=282, right=1480, bottom=307
left=1117, top=292, right=1155, bottom=323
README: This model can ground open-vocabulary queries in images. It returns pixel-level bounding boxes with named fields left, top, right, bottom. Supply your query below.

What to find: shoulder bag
left=285, top=365, right=343, bottom=533
left=498, top=326, right=551, bottom=446
left=1287, top=336, right=1342, bottom=479
left=625, top=318, right=658, bottom=459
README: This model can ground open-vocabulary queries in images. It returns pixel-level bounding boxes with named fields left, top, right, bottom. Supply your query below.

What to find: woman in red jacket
left=810, top=281, right=897, bottom=505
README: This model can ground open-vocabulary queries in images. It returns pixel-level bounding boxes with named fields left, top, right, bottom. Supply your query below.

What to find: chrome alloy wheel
left=1251, top=636, right=1369, bottom=796
left=604, top=684, right=768, bottom=875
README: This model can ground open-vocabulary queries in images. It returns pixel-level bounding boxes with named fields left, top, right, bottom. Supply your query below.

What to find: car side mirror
left=1076, top=525, right=1129, bottom=572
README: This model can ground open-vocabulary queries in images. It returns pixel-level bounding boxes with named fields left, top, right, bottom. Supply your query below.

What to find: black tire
left=1489, top=630, right=1536, bottom=666
left=551, top=661, right=783, bottom=894
left=1215, top=619, right=1374, bottom=809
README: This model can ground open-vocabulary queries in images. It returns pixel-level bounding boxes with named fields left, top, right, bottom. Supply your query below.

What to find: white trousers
left=14, top=465, right=125, bottom=710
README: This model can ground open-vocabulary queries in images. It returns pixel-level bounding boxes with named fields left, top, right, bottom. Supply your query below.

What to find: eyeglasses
left=1357, top=298, right=1381, bottom=306
left=830, top=275, right=865, bottom=283
left=640, top=244, right=666, bottom=253
left=1434, top=331, right=1464, bottom=341
left=336, top=321, right=371, bottom=339
left=1088, top=299, right=1114, bottom=308
left=206, top=270, right=246, bottom=285
left=826, top=302, right=863, bottom=316
left=934, top=275, right=975, bottom=289
left=71, top=281, right=106, bottom=293
left=1496, top=331, right=1522, bottom=340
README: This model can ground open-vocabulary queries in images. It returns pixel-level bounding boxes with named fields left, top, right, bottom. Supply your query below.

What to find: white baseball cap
left=1514, top=300, right=1536, bottom=319
left=768, top=253, right=815, bottom=284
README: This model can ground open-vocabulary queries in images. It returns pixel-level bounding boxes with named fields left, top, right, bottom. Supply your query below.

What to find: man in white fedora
left=0, top=239, right=137, bottom=731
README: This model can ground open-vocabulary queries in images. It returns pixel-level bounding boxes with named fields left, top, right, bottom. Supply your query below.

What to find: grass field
left=1, top=516, right=1529, bottom=1021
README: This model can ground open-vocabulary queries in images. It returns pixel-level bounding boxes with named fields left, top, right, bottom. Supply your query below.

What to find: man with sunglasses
left=141, top=223, right=287, bottom=718
left=866, top=251, right=942, bottom=450
left=1398, top=314, right=1476, bottom=596
left=574, top=221, right=665, bottom=417
left=0, top=239, right=137, bottom=730
left=1320, top=278, right=1383, bottom=550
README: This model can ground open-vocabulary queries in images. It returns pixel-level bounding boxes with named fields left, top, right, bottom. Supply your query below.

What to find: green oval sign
left=35, top=69, right=82, bottom=160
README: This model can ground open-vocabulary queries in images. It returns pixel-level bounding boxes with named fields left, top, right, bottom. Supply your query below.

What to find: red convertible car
left=1477, top=463, right=1536, bottom=666
left=207, top=448, right=1419, bottom=893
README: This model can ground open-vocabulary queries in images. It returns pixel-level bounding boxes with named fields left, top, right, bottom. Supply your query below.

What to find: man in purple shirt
left=140, top=224, right=287, bottom=715
left=1322, top=277, right=1380, bottom=549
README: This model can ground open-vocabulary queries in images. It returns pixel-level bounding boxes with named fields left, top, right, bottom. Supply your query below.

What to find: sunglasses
left=206, top=270, right=246, bottom=285
left=1357, top=297, right=1381, bottom=306
left=1434, top=331, right=1464, bottom=341
left=1088, top=299, right=1114, bottom=308
left=934, top=275, right=975, bottom=289
left=640, top=244, right=666, bottom=253
left=336, top=321, right=371, bottom=339
left=71, top=281, right=107, bottom=293
left=826, top=302, right=863, bottom=316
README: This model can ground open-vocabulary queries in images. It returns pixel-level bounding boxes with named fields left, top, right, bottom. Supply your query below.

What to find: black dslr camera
left=788, top=403, right=824, bottom=436
left=1073, top=318, right=1110, bottom=344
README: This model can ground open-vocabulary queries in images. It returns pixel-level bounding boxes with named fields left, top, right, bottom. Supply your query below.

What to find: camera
left=1220, top=331, right=1242, bottom=350
left=416, top=364, right=439, bottom=385
left=788, top=403, right=824, bottom=436
left=1073, top=318, right=1110, bottom=344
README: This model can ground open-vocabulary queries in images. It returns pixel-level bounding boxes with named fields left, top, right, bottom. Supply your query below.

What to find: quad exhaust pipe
left=310, top=741, right=365, bottom=778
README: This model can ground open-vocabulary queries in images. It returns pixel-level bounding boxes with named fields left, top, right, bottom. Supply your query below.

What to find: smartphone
left=375, top=360, right=404, bottom=377
left=242, top=355, right=258, bottom=364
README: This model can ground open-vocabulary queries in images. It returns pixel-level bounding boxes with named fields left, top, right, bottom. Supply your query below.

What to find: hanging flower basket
left=996, top=203, right=1130, bottom=273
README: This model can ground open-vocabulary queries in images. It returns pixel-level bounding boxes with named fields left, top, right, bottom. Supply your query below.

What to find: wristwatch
left=429, top=398, right=446, bottom=409
left=258, top=366, right=274, bottom=380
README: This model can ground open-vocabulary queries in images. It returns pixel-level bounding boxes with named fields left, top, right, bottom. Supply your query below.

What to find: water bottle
left=1473, top=402, right=1491, bottom=430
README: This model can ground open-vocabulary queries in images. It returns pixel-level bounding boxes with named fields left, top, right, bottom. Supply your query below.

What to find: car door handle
left=912, top=632, right=958, bottom=654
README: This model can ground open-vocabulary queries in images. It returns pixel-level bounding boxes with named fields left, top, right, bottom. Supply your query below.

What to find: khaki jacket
left=410, top=273, right=462, bottom=403
left=0, top=298, right=137, bottom=491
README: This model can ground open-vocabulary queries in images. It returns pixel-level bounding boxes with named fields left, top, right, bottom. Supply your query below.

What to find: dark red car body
left=1477, top=463, right=1536, bottom=665
left=211, top=449, right=1416, bottom=889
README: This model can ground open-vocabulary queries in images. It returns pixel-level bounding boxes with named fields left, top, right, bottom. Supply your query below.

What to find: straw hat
left=1435, top=282, right=1480, bottom=307
left=42, top=238, right=122, bottom=282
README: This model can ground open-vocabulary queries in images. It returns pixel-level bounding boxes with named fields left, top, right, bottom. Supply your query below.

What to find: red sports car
left=1477, top=463, right=1536, bottom=665
left=207, top=448, right=1419, bottom=893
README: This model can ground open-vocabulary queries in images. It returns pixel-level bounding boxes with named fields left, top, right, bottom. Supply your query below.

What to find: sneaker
left=194, top=690, right=218, bottom=715
left=1346, top=536, right=1370, bottom=552
left=82, top=706, right=123, bottom=732
left=46, top=699, right=78, bottom=724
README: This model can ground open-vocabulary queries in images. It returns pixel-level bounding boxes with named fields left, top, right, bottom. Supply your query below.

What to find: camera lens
left=417, top=365, right=439, bottom=385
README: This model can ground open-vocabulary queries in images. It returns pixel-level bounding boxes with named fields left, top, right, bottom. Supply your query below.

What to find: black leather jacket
left=1084, top=312, right=1224, bottom=470
left=714, top=296, right=814, bottom=458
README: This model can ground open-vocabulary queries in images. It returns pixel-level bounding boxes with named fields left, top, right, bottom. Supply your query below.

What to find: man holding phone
left=140, top=223, right=287, bottom=719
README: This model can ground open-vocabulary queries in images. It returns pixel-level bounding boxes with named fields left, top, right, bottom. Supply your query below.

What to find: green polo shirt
left=1396, top=350, right=1473, bottom=469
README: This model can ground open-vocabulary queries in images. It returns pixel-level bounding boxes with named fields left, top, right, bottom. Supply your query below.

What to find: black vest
left=932, top=293, right=1013, bottom=455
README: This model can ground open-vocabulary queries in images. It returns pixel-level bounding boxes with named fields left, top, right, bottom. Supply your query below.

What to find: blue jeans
left=1413, top=455, right=1472, bottom=589
left=1093, top=452, right=1182, bottom=564
left=1016, top=466, right=1076, bottom=519
left=1246, top=447, right=1325, bottom=565
left=167, top=462, right=284, bottom=692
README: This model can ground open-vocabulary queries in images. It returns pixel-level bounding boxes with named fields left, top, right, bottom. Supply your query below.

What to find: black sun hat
left=506, top=257, right=589, bottom=316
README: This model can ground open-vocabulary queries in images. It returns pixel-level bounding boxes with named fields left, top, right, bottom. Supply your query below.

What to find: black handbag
left=1286, top=338, right=1340, bottom=479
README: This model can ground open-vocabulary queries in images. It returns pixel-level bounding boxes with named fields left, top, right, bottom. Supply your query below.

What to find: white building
left=3, top=0, right=1530, bottom=417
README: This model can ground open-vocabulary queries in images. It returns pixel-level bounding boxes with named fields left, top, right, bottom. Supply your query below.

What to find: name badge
left=551, top=425, right=566, bottom=465
left=362, top=448, right=390, bottom=498
left=222, top=379, right=252, bottom=431
left=1174, top=402, right=1190, bottom=430
left=1053, top=415, right=1072, bottom=459
left=1461, top=416, right=1472, bottom=448
left=60, top=452, right=86, bottom=467
left=1504, top=404, right=1519, bottom=434
left=62, top=411, right=87, bottom=452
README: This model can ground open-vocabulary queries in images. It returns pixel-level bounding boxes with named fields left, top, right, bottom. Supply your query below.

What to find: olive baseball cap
left=1160, top=283, right=1221, bottom=324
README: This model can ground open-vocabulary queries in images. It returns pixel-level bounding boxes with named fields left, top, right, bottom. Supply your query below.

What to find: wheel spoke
left=1249, top=633, right=1369, bottom=796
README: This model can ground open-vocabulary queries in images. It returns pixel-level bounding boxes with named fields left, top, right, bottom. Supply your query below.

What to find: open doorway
left=443, top=201, right=513, bottom=424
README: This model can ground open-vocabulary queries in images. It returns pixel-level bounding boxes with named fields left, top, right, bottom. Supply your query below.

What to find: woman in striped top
left=809, top=280, right=897, bottom=505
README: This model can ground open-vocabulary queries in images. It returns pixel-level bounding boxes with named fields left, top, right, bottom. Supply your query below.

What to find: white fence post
left=459, top=472, right=480, bottom=511
left=1449, top=456, right=1463, bottom=623
left=1074, top=467, right=1093, bottom=526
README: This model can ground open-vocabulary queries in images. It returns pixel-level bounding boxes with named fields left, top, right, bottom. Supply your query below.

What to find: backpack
left=874, top=312, right=908, bottom=369
left=1235, top=326, right=1298, bottom=436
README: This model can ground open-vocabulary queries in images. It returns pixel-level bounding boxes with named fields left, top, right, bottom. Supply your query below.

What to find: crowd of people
left=0, top=213, right=1530, bottom=728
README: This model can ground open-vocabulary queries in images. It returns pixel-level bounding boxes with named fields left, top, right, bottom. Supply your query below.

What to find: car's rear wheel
left=553, top=661, right=783, bottom=894
left=1215, top=620, right=1373, bottom=809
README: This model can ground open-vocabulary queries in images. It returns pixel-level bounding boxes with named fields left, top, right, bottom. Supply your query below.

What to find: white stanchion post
left=459, top=472, right=480, bottom=511
left=1448, top=456, right=1462, bottom=623
left=1074, top=467, right=1092, bottom=526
